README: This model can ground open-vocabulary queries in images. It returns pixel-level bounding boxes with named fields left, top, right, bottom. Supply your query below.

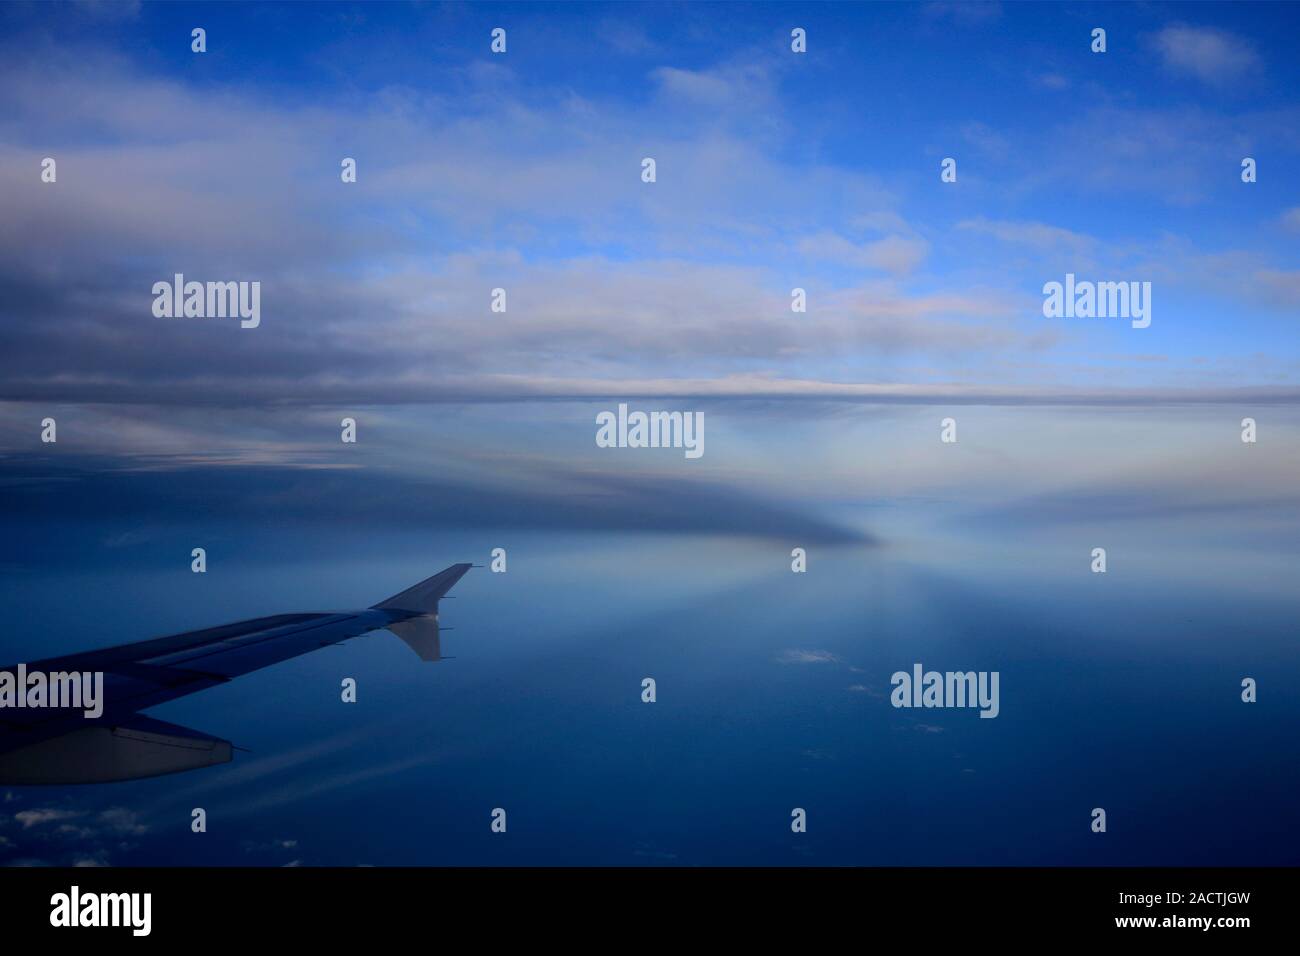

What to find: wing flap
left=0, top=715, right=232, bottom=785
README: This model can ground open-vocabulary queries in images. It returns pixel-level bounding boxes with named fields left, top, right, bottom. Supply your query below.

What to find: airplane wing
left=0, top=563, right=471, bottom=784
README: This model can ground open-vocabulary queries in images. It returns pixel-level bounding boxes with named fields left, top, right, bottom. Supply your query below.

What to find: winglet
left=373, top=564, right=471, bottom=662
left=371, top=563, right=472, bottom=613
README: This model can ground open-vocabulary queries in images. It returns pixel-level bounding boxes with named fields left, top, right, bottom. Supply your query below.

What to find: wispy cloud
left=776, top=649, right=840, bottom=664
left=13, top=809, right=80, bottom=830
left=797, top=232, right=930, bottom=275
left=1151, top=24, right=1261, bottom=85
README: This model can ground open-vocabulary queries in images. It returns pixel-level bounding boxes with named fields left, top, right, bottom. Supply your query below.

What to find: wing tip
left=371, top=563, right=472, bottom=613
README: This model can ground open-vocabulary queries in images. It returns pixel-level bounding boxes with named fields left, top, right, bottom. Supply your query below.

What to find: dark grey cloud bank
left=0, top=455, right=870, bottom=572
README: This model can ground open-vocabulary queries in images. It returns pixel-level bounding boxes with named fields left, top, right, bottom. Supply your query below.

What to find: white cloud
left=956, top=218, right=1096, bottom=255
left=652, top=65, right=752, bottom=106
left=776, top=649, right=841, bottom=664
left=1152, top=25, right=1261, bottom=85
left=797, top=232, right=930, bottom=275
left=98, top=807, right=148, bottom=836
left=14, top=809, right=82, bottom=829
